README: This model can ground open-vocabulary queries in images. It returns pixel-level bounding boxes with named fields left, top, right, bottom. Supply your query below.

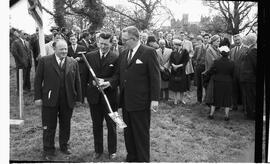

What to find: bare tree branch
left=41, top=5, right=54, bottom=16
left=101, top=3, right=137, bottom=22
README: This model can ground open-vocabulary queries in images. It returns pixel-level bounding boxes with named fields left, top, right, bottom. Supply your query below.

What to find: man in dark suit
left=67, top=34, right=87, bottom=103
left=78, top=32, right=95, bottom=53
left=193, top=35, right=206, bottom=103
left=34, top=39, right=82, bottom=160
left=239, top=33, right=257, bottom=120
left=230, top=34, right=249, bottom=111
left=29, top=28, right=40, bottom=71
left=85, top=33, right=119, bottom=160
left=101, top=26, right=161, bottom=162
left=111, top=35, right=125, bottom=56
left=11, top=31, right=32, bottom=93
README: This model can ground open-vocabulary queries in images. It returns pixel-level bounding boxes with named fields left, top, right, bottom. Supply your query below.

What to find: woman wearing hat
left=168, top=39, right=189, bottom=105
left=206, top=46, right=235, bottom=121
left=203, top=35, right=222, bottom=106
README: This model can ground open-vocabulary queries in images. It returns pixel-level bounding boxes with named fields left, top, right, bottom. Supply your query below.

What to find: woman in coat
left=168, top=39, right=189, bottom=105
left=206, top=46, right=234, bottom=121
left=203, top=35, right=222, bottom=106
left=156, top=39, right=172, bottom=100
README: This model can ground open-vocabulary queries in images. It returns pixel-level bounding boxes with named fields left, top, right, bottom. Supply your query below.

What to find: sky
left=9, top=0, right=211, bottom=35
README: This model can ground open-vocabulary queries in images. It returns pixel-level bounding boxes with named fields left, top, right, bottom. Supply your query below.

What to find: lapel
left=20, top=39, right=28, bottom=51
left=65, top=57, right=71, bottom=76
left=127, top=45, right=143, bottom=68
left=102, top=51, right=113, bottom=67
left=95, top=50, right=102, bottom=70
left=51, top=55, right=61, bottom=76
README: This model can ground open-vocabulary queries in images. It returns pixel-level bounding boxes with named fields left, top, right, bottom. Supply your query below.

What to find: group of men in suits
left=229, top=33, right=257, bottom=119
left=33, top=26, right=161, bottom=162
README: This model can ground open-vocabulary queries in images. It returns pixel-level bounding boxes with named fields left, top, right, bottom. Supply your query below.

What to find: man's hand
left=160, top=66, right=165, bottom=71
left=75, top=57, right=81, bottom=61
left=35, top=99, right=42, bottom=107
left=150, top=101, right=159, bottom=112
left=99, top=81, right=111, bottom=90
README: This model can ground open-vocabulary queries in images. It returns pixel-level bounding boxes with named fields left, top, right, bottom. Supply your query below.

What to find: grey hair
left=245, top=33, right=257, bottom=46
left=122, top=26, right=140, bottom=39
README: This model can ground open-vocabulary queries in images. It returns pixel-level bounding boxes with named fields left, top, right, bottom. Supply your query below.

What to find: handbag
left=160, top=68, right=170, bottom=81
left=185, top=59, right=194, bottom=75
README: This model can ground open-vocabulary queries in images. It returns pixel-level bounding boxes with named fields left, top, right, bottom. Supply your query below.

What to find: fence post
left=19, top=69, right=24, bottom=119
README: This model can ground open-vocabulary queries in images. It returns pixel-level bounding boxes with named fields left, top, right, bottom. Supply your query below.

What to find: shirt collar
left=131, top=42, right=141, bottom=56
left=55, top=54, right=65, bottom=64
left=20, top=38, right=25, bottom=44
left=99, top=49, right=109, bottom=58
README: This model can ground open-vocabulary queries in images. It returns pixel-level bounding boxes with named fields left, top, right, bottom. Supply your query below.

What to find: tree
left=203, top=1, right=257, bottom=35
left=102, top=5, right=133, bottom=34
left=200, top=15, right=227, bottom=34
left=42, top=0, right=106, bottom=32
left=101, top=0, right=173, bottom=31
left=53, top=0, right=66, bottom=27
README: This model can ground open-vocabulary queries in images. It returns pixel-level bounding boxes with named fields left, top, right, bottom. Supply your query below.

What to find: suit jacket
left=156, top=47, right=172, bottom=69
left=67, top=44, right=86, bottom=73
left=208, top=56, right=235, bottom=82
left=165, top=40, right=173, bottom=49
left=29, top=34, right=40, bottom=59
left=239, top=44, right=257, bottom=83
left=229, top=44, right=249, bottom=63
left=230, top=44, right=249, bottom=77
left=34, top=55, right=82, bottom=109
left=110, top=44, right=161, bottom=111
left=78, top=39, right=96, bottom=52
left=110, top=44, right=125, bottom=57
left=85, top=50, right=119, bottom=105
left=11, top=38, right=32, bottom=68
left=204, top=45, right=221, bottom=72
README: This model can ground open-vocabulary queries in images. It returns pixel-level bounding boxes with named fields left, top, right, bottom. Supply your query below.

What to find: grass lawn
left=9, top=55, right=255, bottom=162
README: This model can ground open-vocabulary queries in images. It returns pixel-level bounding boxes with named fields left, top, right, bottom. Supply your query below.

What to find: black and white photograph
left=5, top=0, right=269, bottom=163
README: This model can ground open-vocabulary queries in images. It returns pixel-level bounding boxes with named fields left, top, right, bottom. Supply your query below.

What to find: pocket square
left=136, top=59, right=143, bottom=64
left=109, top=64, right=114, bottom=67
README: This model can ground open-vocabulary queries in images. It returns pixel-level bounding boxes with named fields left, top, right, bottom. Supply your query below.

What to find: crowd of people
left=10, top=24, right=257, bottom=162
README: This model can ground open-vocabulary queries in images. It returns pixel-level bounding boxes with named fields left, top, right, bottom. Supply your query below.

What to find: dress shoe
left=60, top=148, right=72, bottom=155
left=109, top=153, right=117, bottom=159
left=93, top=153, right=103, bottom=159
left=224, top=117, right=230, bottom=121
left=43, top=151, right=55, bottom=161
left=208, top=115, right=214, bottom=120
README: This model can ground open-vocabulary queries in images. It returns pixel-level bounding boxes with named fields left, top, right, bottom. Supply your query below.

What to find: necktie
left=127, top=49, right=133, bottom=64
left=59, top=58, right=64, bottom=68
left=22, top=40, right=27, bottom=49
left=161, top=48, right=164, bottom=55
left=101, top=52, right=106, bottom=62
